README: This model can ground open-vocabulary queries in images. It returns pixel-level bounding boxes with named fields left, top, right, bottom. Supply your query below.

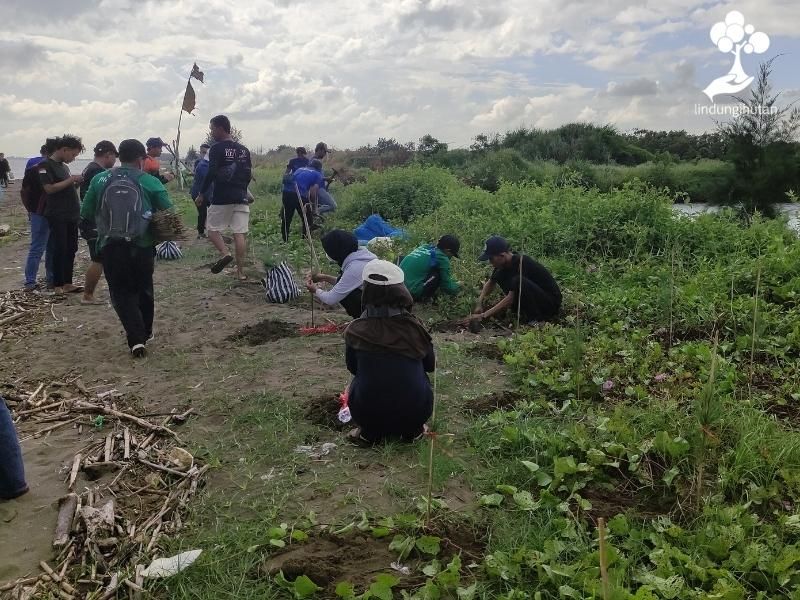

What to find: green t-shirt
left=80, top=166, right=173, bottom=249
left=400, top=244, right=460, bottom=298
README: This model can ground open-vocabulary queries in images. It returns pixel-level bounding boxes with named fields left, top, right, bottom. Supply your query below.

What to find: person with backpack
left=400, top=235, right=461, bottom=301
left=195, top=115, right=253, bottom=280
left=80, top=139, right=173, bottom=358
left=305, top=230, right=377, bottom=319
left=38, top=134, right=85, bottom=295
left=280, top=147, right=309, bottom=242
left=78, top=140, right=118, bottom=305
left=21, top=141, right=55, bottom=292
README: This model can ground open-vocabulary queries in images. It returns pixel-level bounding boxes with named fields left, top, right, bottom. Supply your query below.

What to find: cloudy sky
left=2, top=0, right=799, bottom=155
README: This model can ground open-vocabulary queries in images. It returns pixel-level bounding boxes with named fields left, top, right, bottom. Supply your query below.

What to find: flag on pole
left=181, top=81, right=196, bottom=114
left=190, top=63, right=204, bottom=83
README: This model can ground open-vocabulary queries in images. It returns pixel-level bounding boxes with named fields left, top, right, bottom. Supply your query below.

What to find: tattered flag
left=190, top=63, right=204, bottom=83
left=181, top=81, right=196, bottom=114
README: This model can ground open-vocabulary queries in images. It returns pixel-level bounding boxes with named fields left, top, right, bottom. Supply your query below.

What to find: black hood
left=321, top=230, right=359, bottom=266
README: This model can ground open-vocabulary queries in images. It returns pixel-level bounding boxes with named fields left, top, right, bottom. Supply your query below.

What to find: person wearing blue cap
left=469, top=236, right=561, bottom=324
left=143, top=138, right=175, bottom=185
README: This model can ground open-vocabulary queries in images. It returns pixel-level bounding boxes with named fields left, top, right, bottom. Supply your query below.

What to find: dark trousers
left=280, top=190, right=309, bottom=242
left=0, top=173, right=8, bottom=187
left=419, top=269, right=442, bottom=301
left=339, top=288, right=363, bottom=319
left=0, top=400, right=27, bottom=499
left=103, top=242, right=155, bottom=348
left=196, top=202, right=208, bottom=235
left=47, top=218, right=78, bottom=287
left=510, top=276, right=559, bottom=322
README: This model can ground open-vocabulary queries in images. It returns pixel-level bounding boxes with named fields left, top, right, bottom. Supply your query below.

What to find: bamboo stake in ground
left=295, top=182, right=319, bottom=327
left=598, top=517, right=610, bottom=600
left=516, top=242, right=523, bottom=329
left=749, top=260, right=762, bottom=382
left=425, top=368, right=438, bottom=529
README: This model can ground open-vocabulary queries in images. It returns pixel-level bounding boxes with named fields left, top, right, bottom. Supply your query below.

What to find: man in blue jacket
left=190, top=143, right=211, bottom=238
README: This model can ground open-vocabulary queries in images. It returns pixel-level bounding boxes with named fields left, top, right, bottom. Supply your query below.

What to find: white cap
left=362, top=259, right=404, bottom=286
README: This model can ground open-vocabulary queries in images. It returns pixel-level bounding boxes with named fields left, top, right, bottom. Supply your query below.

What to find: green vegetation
left=160, top=160, right=800, bottom=599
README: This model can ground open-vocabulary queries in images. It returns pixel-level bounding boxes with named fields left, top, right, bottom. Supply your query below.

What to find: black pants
left=196, top=202, right=208, bottom=235
left=0, top=173, right=8, bottom=187
left=103, top=242, right=155, bottom=348
left=47, top=218, right=78, bottom=287
left=510, top=276, right=559, bottom=322
left=419, top=269, right=441, bottom=301
left=339, top=288, right=363, bottom=319
left=280, top=191, right=309, bottom=242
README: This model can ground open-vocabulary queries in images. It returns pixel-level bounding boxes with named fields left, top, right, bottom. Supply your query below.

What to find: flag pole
left=174, top=71, right=191, bottom=191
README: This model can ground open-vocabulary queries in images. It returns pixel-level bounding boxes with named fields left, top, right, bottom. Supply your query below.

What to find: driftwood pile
left=0, top=290, right=64, bottom=342
left=0, top=377, right=206, bottom=599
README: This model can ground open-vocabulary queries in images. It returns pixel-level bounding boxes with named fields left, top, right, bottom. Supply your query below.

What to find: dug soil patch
left=465, top=342, right=506, bottom=362
left=260, top=534, right=409, bottom=593
left=465, top=390, right=523, bottom=414
left=225, top=319, right=298, bottom=346
left=304, top=394, right=344, bottom=430
left=578, top=484, right=675, bottom=523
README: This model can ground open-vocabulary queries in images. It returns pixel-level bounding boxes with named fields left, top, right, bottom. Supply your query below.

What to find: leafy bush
left=337, top=165, right=458, bottom=223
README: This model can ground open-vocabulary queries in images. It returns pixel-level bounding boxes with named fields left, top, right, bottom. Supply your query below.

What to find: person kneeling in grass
left=343, top=260, right=435, bottom=446
left=400, top=234, right=461, bottom=301
left=305, top=230, right=376, bottom=319
left=468, top=236, right=562, bottom=325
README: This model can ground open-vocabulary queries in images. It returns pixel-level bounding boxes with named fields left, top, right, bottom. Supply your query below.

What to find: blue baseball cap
left=479, top=236, right=510, bottom=261
left=146, top=137, right=166, bottom=148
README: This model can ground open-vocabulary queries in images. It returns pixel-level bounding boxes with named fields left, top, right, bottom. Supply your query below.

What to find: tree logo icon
left=703, top=10, right=770, bottom=102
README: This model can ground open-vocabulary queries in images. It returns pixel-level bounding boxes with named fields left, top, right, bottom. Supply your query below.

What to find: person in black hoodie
left=343, top=260, right=435, bottom=445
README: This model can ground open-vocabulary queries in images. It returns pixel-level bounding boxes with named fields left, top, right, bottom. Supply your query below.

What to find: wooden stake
left=425, top=367, right=438, bottom=529
left=68, top=454, right=81, bottom=490
left=123, top=428, right=130, bottom=460
left=53, top=494, right=79, bottom=548
left=516, top=244, right=523, bottom=329
left=598, top=517, right=610, bottom=600
left=104, top=434, right=113, bottom=463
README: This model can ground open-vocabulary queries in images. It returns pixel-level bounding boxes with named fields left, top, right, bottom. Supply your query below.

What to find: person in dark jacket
left=306, top=230, right=376, bottom=319
left=79, top=140, right=118, bottom=305
left=190, top=143, right=211, bottom=238
left=21, top=141, right=55, bottom=292
left=343, top=260, right=434, bottom=445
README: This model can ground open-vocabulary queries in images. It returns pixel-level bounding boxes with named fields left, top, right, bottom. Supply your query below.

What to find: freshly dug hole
left=465, top=390, right=523, bottom=414
left=304, top=394, right=344, bottom=430
left=225, top=319, right=298, bottom=345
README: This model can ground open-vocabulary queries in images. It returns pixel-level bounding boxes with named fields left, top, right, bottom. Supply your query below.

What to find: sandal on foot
left=211, top=255, right=234, bottom=274
left=346, top=428, right=375, bottom=447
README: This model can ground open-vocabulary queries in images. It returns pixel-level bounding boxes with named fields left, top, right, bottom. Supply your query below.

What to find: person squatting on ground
left=471, top=236, right=562, bottom=325
left=21, top=141, right=55, bottom=291
left=305, top=230, right=377, bottom=319
left=142, top=138, right=175, bottom=184
left=39, top=135, right=85, bottom=295
left=0, top=398, right=28, bottom=500
left=400, top=235, right=461, bottom=301
left=280, top=147, right=309, bottom=242
left=343, top=260, right=435, bottom=445
left=196, top=115, right=253, bottom=280
left=80, top=139, right=173, bottom=358
left=79, top=140, right=118, bottom=305
left=190, top=143, right=211, bottom=238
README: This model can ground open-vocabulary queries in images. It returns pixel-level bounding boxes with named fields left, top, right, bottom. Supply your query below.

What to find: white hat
left=362, top=259, right=404, bottom=286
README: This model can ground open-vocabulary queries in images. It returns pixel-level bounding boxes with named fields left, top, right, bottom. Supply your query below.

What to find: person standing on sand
left=80, top=139, right=174, bottom=358
left=143, top=138, right=175, bottom=185
left=79, top=141, right=118, bottom=305
left=0, top=153, right=10, bottom=187
left=196, top=115, right=253, bottom=280
left=39, top=135, right=85, bottom=295
left=21, top=141, right=55, bottom=292
left=190, top=143, right=211, bottom=238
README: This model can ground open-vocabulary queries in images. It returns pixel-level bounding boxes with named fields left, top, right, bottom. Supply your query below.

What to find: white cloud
left=1, top=0, right=798, bottom=154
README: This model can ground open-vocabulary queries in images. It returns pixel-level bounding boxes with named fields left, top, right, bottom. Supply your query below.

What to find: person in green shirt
left=400, top=235, right=461, bottom=301
left=80, top=139, right=173, bottom=358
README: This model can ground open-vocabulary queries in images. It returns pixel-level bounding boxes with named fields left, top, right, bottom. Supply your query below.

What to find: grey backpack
left=96, top=168, right=149, bottom=241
